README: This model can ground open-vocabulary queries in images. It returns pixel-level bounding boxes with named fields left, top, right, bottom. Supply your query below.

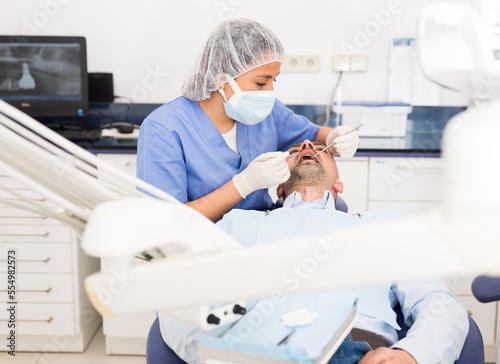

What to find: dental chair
left=145, top=196, right=485, bottom=364
left=146, top=196, right=349, bottom=364
left=472, top=275, right=500, bottom=364
left=147, top=292, right=485, bottom=364
left=147, top=313, right=484, bottom=364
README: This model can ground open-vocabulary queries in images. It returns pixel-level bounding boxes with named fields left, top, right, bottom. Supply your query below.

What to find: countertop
left=40, top=103, right=466, bottom=157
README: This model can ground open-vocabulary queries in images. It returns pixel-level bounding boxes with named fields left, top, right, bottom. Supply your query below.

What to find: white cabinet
left=0, top=173, right=101, bottom=353
left=368, top=157, right=444, bottom=216
left=336, top=157, right=369, bottom=213
left=96, top=153, right=156, bottom=355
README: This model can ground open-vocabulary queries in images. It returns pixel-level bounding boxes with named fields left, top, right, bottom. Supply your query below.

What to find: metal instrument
left=312, top=123, right=363, bottom=158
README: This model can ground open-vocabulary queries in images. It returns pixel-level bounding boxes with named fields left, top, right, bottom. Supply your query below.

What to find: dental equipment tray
left=197, top=300, right=358, bottom=364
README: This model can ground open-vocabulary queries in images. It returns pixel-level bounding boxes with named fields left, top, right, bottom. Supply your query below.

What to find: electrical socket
left=283, top=55, right=302, bottom=72
left=332, top=55, right=368, bottom=72
left=332, top=55, right=350, bottom=72
left=303, top=55, right=320, bottom=72
left=283, top=55, right=320, bottom=73
left=350, top=55, right=368, bottom=72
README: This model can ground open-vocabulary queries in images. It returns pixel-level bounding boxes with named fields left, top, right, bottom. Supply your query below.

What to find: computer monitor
left=0, top=35, right=88, bottom=117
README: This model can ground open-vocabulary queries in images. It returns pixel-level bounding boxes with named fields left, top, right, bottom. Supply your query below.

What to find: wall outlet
left=303, top=55, right=320, bottom=72
left=350, top=55, right=368, bottom=72
left=283, top=55, right=320, bottom=73
left=332, top=55, right=351, bottom=72
left=332, top=55, right=368, bottom=72
left=283, top=55, right=303, bottom=72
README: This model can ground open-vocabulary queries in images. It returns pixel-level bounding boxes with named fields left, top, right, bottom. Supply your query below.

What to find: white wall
left=0, top=0, right=469, bottom=105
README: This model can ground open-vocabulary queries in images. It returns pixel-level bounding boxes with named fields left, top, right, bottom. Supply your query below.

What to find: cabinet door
left=103, top=312, right=156, bottom=338
left=369, top=157, right=444, bottom=201
left=368, top=200, right=440, bottom=217
left=336, top=157, right=368, bottom=213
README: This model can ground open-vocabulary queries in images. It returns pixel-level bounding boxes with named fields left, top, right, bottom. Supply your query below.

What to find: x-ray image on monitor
left=0, top=36, right=87, bottom=117
left=0, top=43, right=81, bottom=98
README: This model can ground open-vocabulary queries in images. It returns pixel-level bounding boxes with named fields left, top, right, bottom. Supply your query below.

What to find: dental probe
left=312, top=123, right=363, bottom=158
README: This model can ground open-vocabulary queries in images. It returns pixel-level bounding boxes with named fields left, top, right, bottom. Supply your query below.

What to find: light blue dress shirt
left=136, top=96, right=319, bottom=212
left=159, top=192, right=468, bottom=363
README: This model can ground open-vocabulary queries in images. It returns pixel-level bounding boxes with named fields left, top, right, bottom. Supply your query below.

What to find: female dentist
left=137, top=18, right=359, bottom=222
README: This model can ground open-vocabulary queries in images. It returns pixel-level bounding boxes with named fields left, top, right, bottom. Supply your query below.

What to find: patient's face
left=283, top=140, right=339, bottom=193
left=286, top=140, right=338, bottom=176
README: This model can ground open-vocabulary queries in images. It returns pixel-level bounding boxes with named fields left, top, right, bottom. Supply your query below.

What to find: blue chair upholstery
left=472, top=275, right=500, bottom=364
left=334, top=195, right=348, bottom=213
left=457, top=315, right=485, bottom=364
left=146, top=316, right=186, bottom=364
left=472, top=275, right=500, bottom=303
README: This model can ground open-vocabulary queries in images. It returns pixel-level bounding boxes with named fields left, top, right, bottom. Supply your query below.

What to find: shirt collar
left=282, top=191, right=336, bottom=210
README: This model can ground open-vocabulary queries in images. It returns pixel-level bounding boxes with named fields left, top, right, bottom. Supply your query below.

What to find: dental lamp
left=0, top=1, right=499, bottom=331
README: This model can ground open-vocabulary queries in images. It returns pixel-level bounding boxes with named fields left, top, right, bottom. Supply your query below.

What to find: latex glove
left=233, top=151, right=290, bottom=198
left=326, top=125, right=360, bottom=159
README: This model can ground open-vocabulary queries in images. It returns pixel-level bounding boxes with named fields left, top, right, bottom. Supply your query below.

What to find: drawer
left=0, top=273, right=74, bottom=303
left=0, top=243, right=73, bottom=273
left=457, top=295, right=497, bottom=346
left=97, top=154, right=137, bottom=176
left=0, top=303, right=77, bottom=335
left=368, top=157, right=444, bottom=201
left=0, top=225, right=73, bottom=243
left=0, top=206, right=63, bottom=226
left=367, top=201, right=439, bottom=217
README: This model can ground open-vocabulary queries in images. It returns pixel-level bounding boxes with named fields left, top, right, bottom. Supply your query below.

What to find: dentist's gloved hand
left=326, top=125, right=360, bottom=159
left=233, top=151, right=290, bottom=198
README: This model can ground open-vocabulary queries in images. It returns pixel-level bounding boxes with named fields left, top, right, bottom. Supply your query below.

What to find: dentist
left=137, top=18, right=359, bottom=221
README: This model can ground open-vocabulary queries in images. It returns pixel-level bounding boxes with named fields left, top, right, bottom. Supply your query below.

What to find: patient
left=158, top=140, right=469, bottom=364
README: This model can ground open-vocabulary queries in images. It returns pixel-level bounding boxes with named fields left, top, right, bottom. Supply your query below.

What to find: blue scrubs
left=137, top=96, right=319, bottom=211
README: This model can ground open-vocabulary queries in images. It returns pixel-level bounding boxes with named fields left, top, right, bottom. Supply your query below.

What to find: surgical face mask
left=218, top=76, right=276, bottom=125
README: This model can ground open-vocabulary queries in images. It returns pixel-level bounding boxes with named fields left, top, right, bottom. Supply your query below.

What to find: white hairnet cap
left=182, top=18, right=284, bottom=101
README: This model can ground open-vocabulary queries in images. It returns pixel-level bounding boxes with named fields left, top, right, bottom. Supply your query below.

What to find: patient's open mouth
left=298, top=150, right=319, bottom=164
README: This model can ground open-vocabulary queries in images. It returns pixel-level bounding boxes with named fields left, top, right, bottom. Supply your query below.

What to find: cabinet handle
left=396, top=165, right=442, bottom=170
left=0, top=317, right=53, bottom=323
left=125, top=161, right=137, bottom=166
left=0, top=287, right=51, bottom=293
left=0, top=215, right=48, bottom=220
left=0, top=257, right=50, bottom=263
left=5, top=197, right=46, bottom=202
left=0, top=232, right=50, bottom=238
